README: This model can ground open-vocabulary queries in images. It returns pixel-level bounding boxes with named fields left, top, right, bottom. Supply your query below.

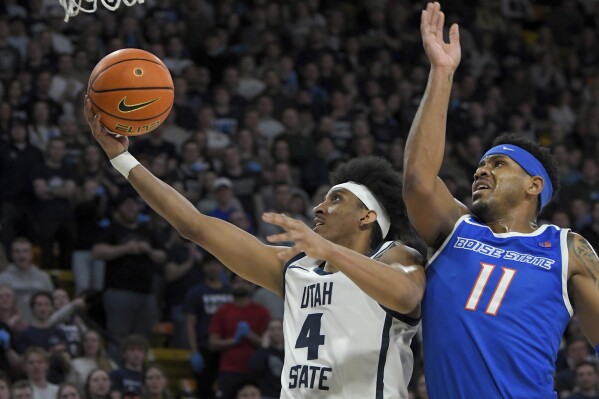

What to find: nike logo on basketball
left=118, top=96, right=160, bottom=113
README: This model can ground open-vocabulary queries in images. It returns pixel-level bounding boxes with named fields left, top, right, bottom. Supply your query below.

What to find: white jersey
left=281, top=241, right=419, bottom=399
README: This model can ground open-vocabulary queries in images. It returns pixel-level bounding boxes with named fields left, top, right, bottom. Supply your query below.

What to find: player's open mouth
left=472, top=180, right=492, bottom=196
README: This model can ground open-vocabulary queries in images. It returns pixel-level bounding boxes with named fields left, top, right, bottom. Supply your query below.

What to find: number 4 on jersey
left=465, top=263, right=517, bottom=316
left=295, top=313, right=325, bottom=360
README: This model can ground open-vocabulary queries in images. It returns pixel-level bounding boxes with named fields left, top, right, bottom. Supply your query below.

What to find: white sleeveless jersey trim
left=281, top=240, right=418, bottom=399
left=560, top=228, right=574, bottom=316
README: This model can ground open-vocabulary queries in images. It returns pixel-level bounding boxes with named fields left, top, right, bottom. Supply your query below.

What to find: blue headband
left=480, top=144, right=553, bottom=211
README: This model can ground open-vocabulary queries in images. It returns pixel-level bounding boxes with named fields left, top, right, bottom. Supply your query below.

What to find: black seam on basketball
left=90, top=87, right=174, bottom=93
left=90, top=58, right=171, bottom=87
left=89, top=97, right=172, bottom=122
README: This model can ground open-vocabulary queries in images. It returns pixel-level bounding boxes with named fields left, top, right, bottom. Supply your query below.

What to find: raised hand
left=84, top=95, right=129, bottom=159
left=421, top=2, right=461, bottom=71
left=262, top=212, right=334, bottom=261
left=233, top=321, right=251, bottom=343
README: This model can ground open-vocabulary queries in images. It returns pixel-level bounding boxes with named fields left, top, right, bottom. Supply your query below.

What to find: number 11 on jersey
left=465, top=263, right=517, bottom=316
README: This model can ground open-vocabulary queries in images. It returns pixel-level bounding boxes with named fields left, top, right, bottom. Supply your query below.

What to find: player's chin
left=470, top=200, right=492, bottom=221
left=313, top=224, right=326, bottom=237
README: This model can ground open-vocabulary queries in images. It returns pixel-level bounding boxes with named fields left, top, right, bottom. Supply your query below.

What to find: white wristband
left=110, top=152, right=140, bottom=179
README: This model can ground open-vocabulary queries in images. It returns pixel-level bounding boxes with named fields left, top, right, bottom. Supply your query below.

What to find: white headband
left=331, top=182, right=391, bottom=238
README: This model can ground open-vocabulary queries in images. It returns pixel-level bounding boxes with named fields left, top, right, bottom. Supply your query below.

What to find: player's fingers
left=266, top=232, right=293, bottom=244
left=262, top=212, right=296, bottom=230
left=430, top=3, right=440, bottom=35
left=449, top=23, right=460, bottom=45
left=436, top=11, right=445, bottom=41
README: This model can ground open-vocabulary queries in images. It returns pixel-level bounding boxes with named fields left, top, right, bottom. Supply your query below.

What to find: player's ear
left=359, top=210, right=378, bottom=229
left=527, top=176, right=544, bottom=197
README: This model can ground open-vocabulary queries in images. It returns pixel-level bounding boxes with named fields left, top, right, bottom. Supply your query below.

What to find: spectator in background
left=580, top=201, right=599, bottom=251
left=184, top=254, right=232, bottom=399
left=233, top=381, right=261, bottom=399
left=142, top=365, right=170, bottom=399
left=209, top=275, right=270, bottom=399
left=68, top=330, right=117, bottom=390
left=57, top=384, right=83, bottom=399
left=28, top=101, right=60, bottom=152
left=84, top=369, right=111, bottom=399
left=16, top=292, right=74, bottom=384
left=52, top=288, right=86, bottom=357
left=23, top=347, right=59, bottom=399
left=109, top=335, right=148, bottom=399
left=92, top=193, right=166, bottom=352
left=0, top=319, right=21, bottom=380
left=171, top=139, right=210, bottom=205
left=162, top=229, right=203, bottom=348
left=0, top=373, right=9, bottom=399
left=556, top=337, right=595, bottom=393
left=0, top=237, right=54, bottom=323
left=567, top=361, right=599, bottom=399
left=72, top=174, right=107, bottom=295
left=12, top=380, right=34, bottom=399
left=131, top=129, right=178, bottom=171
left=0, top=16, right=21, bottom=82
left=0, top=118, right=44, bottom=251
left=248, top=319, right=283, bottom=399
left=203, top=178, right=245, bottom=222
left=220, top=145, right=261, bottom=222
left=0, top=284, right=27, bottom=332
left=32, top=137, right=77, bottom=269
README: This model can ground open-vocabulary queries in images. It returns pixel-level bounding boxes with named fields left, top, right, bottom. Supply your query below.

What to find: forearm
left=50, top=185, right=75, bottom=199
left=325, top=244, right=423, bottom=314
left=92, top=243, right=131, bottom=261
left=208, top=336, right=237, bottom=351
left=404, top=66, right=455, bottom=190
left=48, top=302, right=77, bottom=326
left=165, top=261, right=193, bottom=282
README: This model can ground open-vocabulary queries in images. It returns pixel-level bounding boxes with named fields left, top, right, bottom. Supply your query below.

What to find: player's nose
left=474, top=163, right=491, bottom=180
left=313, top=201, right=326, bottom=215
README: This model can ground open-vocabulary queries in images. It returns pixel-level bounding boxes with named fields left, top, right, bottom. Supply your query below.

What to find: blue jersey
left=423, top=215, right=572, bottom=399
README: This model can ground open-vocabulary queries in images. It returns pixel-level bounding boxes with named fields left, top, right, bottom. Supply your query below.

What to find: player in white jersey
left=84, top=100, right=425, bottom=398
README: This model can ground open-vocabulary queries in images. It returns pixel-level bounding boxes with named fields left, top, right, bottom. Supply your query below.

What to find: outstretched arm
left=263, top=213, right=425, bottom=314
left=84, top=98, right=287, bottom=296
left=403, top=2, right=468, bottom=247
left=568, top=232, right=599, bottom=348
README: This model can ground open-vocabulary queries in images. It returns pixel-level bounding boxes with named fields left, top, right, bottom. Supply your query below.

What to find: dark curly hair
left=491, top=133, right=560, bottom=213
left=330, top=156, right=413, bottom=247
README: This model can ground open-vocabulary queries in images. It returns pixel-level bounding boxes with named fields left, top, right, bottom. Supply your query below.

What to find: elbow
left=393, top=285, right=424, bottom=315
left=402, top=173, right=434, bottom=198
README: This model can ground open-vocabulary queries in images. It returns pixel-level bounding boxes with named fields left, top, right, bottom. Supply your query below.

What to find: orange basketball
left=88, top=48, right=174, bottom=136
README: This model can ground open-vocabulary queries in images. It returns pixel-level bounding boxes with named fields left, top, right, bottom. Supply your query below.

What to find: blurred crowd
left=0, top=0, right=598, bottom=398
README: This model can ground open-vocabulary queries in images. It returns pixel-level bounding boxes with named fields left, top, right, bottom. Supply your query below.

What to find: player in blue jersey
left=403, top=2, right=599, bottom=398
left=84, top=98, right=425, bottom=398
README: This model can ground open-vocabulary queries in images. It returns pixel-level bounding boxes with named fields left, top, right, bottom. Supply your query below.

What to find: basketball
left=87, top=48, right=174, bottom=136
